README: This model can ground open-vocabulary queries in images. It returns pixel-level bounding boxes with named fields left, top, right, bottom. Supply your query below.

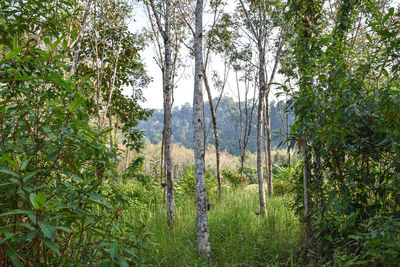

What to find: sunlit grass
left=135, top=185, right=302, bottom=266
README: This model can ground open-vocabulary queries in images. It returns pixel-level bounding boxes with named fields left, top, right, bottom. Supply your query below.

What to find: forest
left=139, top=98, right=294, bottom=155
left=0, top=0, right=399, bottom=266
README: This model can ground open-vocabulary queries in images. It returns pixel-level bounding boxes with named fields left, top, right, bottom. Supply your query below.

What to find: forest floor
left=139, top=185, right=303, bottom=266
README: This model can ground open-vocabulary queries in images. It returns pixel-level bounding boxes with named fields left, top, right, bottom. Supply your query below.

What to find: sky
left=126, top=1, right=400, bottom=110
left=127, top=4, right=194, bottom=109
left=126, top=1, right=284, bottom=110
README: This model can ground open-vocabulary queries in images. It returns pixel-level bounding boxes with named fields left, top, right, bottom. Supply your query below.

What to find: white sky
left=126, top=2, right=284, bottom=109
left=126, top=1, right=400, bottom=110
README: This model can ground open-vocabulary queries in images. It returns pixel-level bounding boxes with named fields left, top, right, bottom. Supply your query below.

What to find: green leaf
left=38, top=221, right=55, bottom=239
left=41, top=237, right=60, bottom=256
left=1, top=209, right=34, bottom=217
left=20, top=222, right=35, bottom=231
left=0, top=169, right=19, bottom=178
left=54, top=226, right=71, bottom=233
left=82, top=73, right=93, bottom=83
left=23, top=171, right=38, bottom=182
left=6, top=247, right=23, bottom=267
left=325, top=190, right=336, bottom=213
left=118, top=255, right=129, bottom=267
left=1, top=155, right=18, bottom=169
left=13, top=35, right=18, bottom=50
left=21, top=159, right=30, bottom=171
left=110, top=241, right=119, bottom=260
left=324, top=235, right=334, bottom=243
left=62, top=39, right=68, bottom=50
left=5, top=48, right=23, bottom=60
left=51, top=37, right=63, bottom=52
left=30, top=192, right=46, bottom=210
left=383, top=8, right=394, bottom=22
left=100, top=127, right=113, bottom=136
left=44, top=38, right=51, bottom=50
left=69, top=94, right=84, bottom=112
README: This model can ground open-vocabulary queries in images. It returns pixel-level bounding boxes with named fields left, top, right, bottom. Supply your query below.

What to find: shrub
left=176, top=166, right=218, bottom=199
left=242, top=165, right=258, bottom=184
left=333, top=216, right=400, bottom=265
left=272, top=162, right=301, bottom=196
left=222, top=169, right=248, bottom=189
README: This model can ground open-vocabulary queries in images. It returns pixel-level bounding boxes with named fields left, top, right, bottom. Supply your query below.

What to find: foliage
left=242, top=164, right=257, bottom=184
left=336, top=216, right=400, bottom=265
left=0, top=0, right=151, bottom=265
left=139, top=185, right=302, bottom=266
left=139, top=98, right=294, bottom=155
left=123, top=155, right=156, bottom=188
left=285, top=0, right=400, bottom=264
left=176, top=166, right=218, bottom=199
left=272, top=162, right=301, bottom=196
left=80, top=0, right=152, bottom=150
left=221, top=169, right=248, bottom=189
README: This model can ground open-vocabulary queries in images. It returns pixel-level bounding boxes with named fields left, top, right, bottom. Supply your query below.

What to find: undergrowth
left=131, top=185, right=302, bottom=266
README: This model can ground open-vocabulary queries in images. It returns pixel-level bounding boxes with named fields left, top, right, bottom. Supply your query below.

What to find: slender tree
left=264, top=22, right=288, bottom=197
left=145, top=0, right=179, bottom=227
left=237, top=0, right=272, bottom=214
left=193, top=0, right=211, bottom=261
left=177, top=0, right=229, bottom=195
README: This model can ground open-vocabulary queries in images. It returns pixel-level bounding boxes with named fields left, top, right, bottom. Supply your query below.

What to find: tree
left=193, top=0, right=211, bottom=261
left=285, top=0, right=400, bottom=263
left=175, top=0, right=230, bottom=196
left=144, top=0, right=183, bottom=227
left=0, top=0, right=151, bottom=265
left=229, top=59, right=258, bottom=175
left=237, top=0, right=287, bottom=211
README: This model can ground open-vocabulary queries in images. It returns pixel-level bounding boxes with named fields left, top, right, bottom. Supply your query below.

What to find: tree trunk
left=160, top=129, right=165, bottom=184
left=264, top=95, right=273, bottom=198
left=108, top=110, right=113, bottom=149
left=302, top=134, right=311, bottom=238
left=257, top=42, right=267, bottom=215
left=286, top=96, right=290, bottom=168
left=69, top=0, right=91, bottom=77
left=194, top=0, right=211, bottom=261
left=163, top=0, right=175, bottom=229
left=204, top=71, right=222, bottom=196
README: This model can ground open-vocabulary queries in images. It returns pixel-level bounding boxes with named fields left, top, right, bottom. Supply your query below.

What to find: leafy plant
left=222, top=169, right=248, bottom=189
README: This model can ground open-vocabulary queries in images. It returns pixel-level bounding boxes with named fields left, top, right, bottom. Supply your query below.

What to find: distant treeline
left=139, top=97, right=294, bottom=156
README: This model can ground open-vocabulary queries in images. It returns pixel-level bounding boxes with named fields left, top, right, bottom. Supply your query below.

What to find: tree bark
left=204, top=71, right=222, bottom=196
left=194, top=0, right=211, bottom=261
left=163, top=0, right=175, bottom=229
left=264, top=95, right=273, bottom=198
left=263, top=22, right=288, bottom=197
left=256, top=41, right=267, bottom=215
left=160, top=129, right=165, bottom=184
left=69, top=0, right=91, bottom=77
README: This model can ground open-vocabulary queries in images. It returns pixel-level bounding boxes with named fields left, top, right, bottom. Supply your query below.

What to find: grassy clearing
left=138, top=185, right=302, bottom=266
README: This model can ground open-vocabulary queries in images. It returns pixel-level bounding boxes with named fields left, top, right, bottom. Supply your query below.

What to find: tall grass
left=137, top=185, right=302, bottom=266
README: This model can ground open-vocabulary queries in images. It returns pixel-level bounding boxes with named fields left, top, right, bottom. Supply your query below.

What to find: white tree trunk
left=193, top=0, right=211, bottom=261
left=163, top=0, right=175, bottom=229
left=265, top=95, right=273, bottom=198
left=204, top=72, right=222, bottom=196
left=257, top=42, right=267, bottom=215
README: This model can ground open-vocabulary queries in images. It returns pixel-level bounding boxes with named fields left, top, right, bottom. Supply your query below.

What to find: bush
left=176, top=166, right=218, bottom=199
left=0, top=3, right=149, bottom=264
left=222, top=169, right=248, bottom=189
left=272, top=162, right=301, bottom=195
left=242, top=165, right=258, bottom=184
left=332, top=216, right=400, bottom=265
